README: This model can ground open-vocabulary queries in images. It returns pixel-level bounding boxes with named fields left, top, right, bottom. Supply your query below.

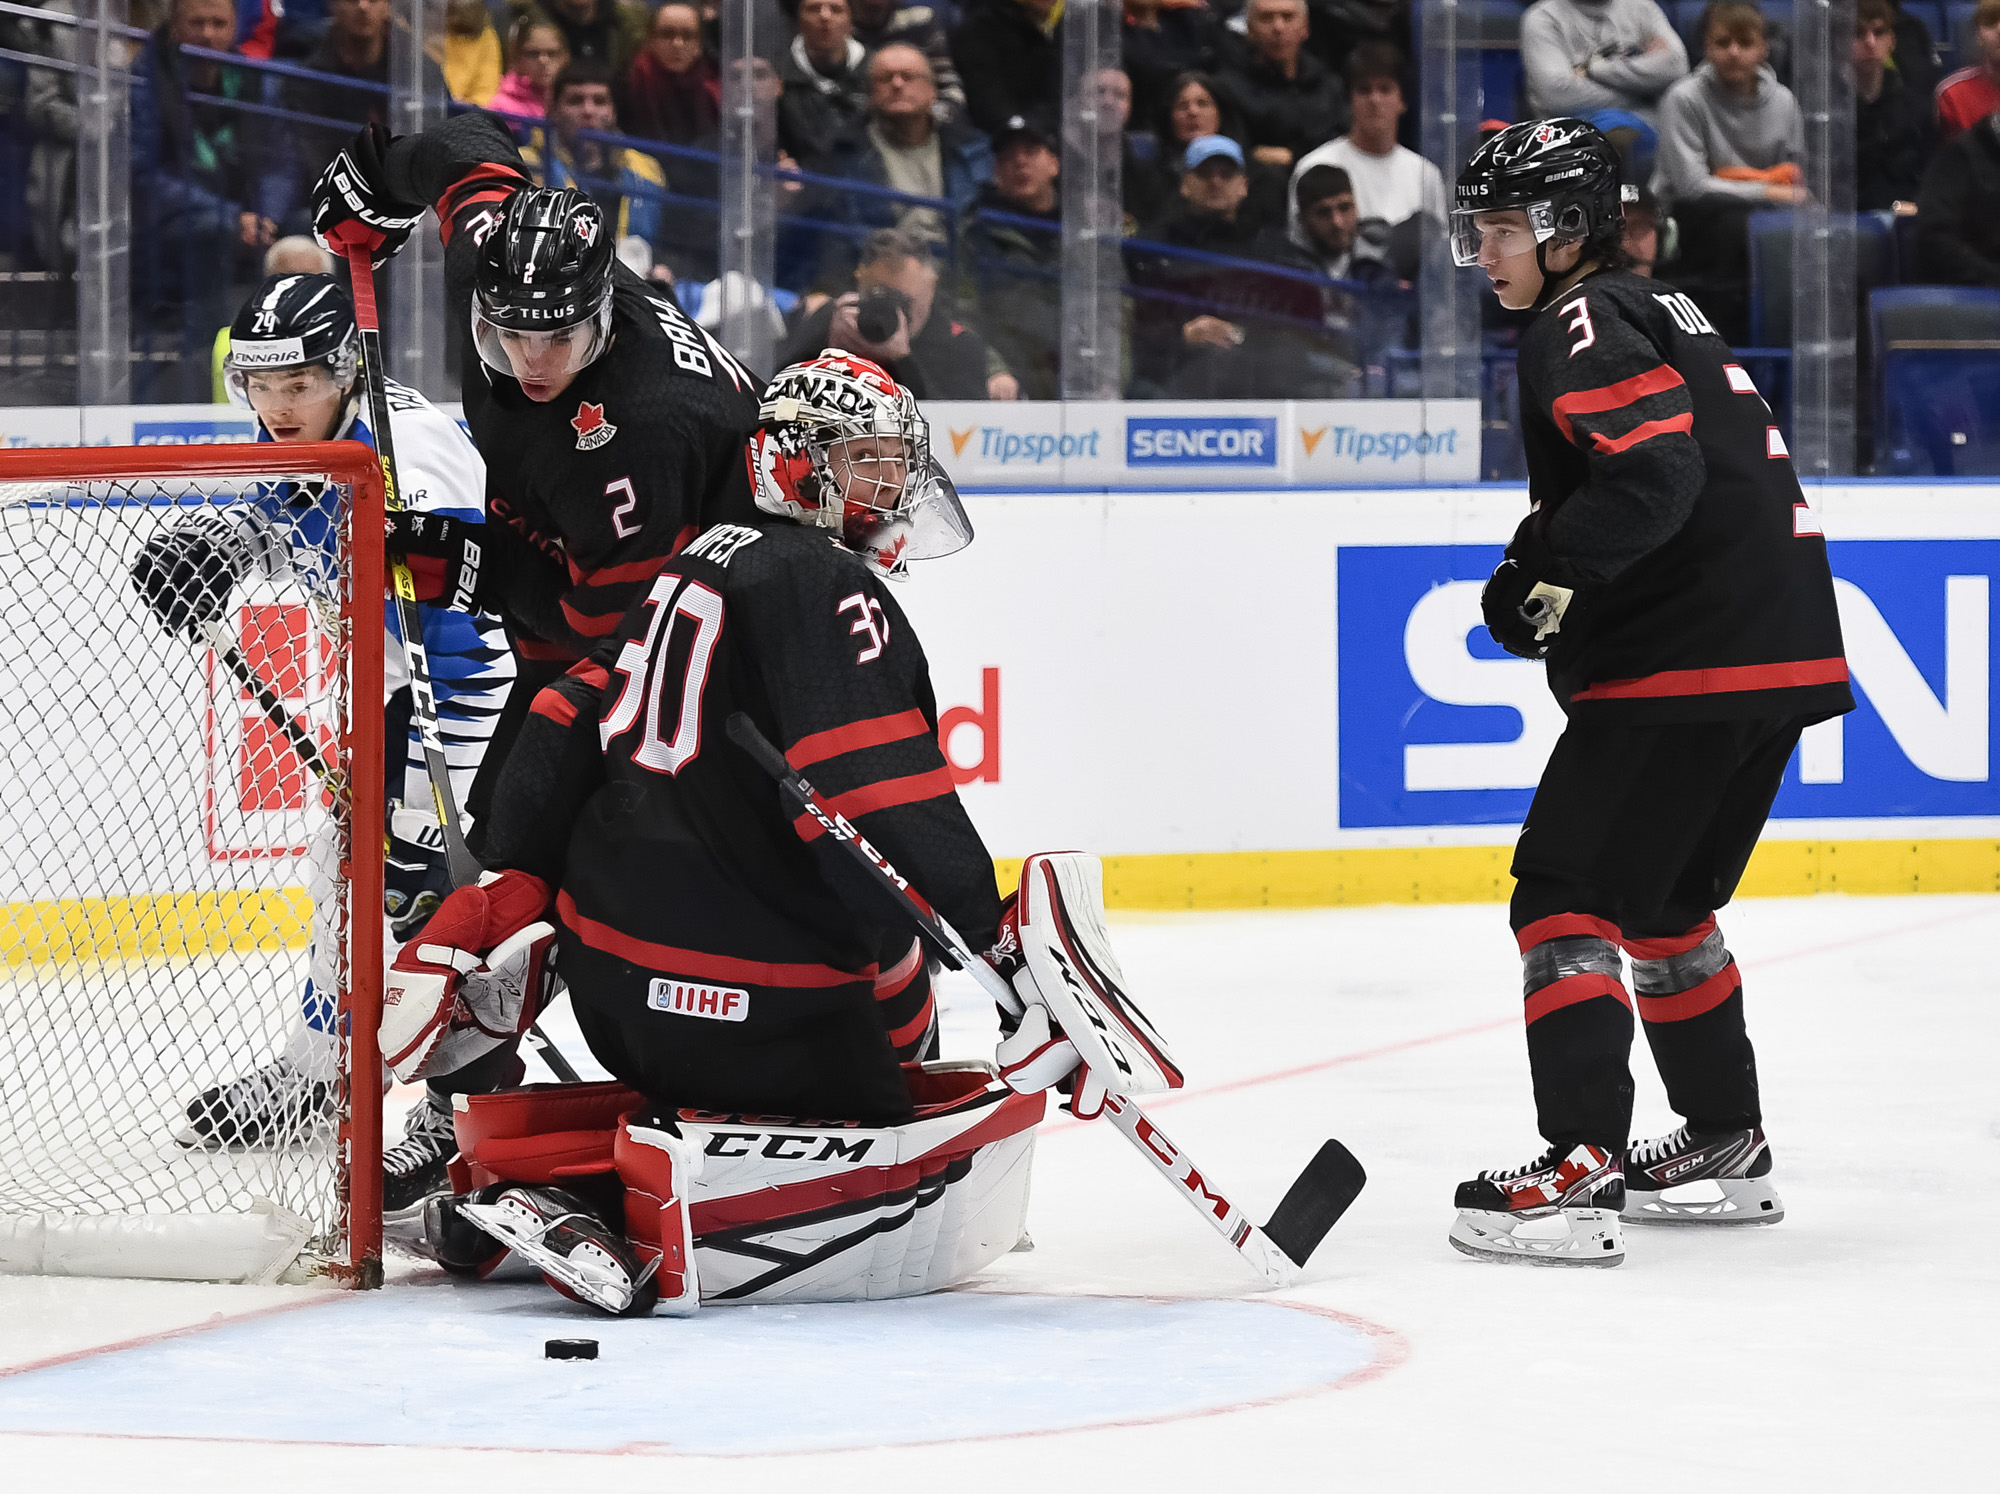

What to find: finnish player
left=129, top=273, right=514, bottom=1215
left=369, top=355, right=1115, bottom=1315
left=1445, top=121, right=1852, bottom=1266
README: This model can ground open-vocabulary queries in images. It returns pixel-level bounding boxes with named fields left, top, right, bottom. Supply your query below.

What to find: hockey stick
left=343, top=246, right=481, bottom=891
left=724, top=712, right=1365, bottom=1287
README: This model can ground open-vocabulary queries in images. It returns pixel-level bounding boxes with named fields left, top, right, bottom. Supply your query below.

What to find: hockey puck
left=545, top=1338, right=599, bottom=1361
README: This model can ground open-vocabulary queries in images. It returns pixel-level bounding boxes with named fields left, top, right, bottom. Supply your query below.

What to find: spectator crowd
left=6, top=0, right=2000, bottom=402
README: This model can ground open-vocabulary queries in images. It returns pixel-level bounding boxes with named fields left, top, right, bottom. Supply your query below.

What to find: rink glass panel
left=0, top=445, right=385, bottom=1285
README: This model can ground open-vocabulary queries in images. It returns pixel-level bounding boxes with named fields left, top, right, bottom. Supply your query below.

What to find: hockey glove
left=387, top=510, right=487, bottom=611
left=130, top=517, right=250, bottom=637
left=312, top=122, right=425, bottom=271
left=1482, top=520, right=1578, bottom=661
left=383, top=868, right=554, bottom=1082
left=985, top=889, right=1109, bottom=1120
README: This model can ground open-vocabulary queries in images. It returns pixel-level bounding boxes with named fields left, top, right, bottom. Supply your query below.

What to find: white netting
left=0, top=467, right=371, bottom=1283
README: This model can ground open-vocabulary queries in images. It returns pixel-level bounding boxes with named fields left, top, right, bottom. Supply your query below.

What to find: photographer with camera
left=782, top=227, right=1019, bottom=400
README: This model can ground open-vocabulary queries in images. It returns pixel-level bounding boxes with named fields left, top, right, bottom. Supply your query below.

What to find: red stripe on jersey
left=1551, top=364, right=1686, bottom=444
left=1636, top=963, right=1740, bottom=1023
left=874, top=940, right=924, bottom=1000
left=566, top=660, right=611, bottom=692
left=1589, top=412, right=1694, bottom=454
left=886, top=993, right=937, bottom=1050
left=557, top=890, right=873, bottom=987
left=786, top=708, right=932, bottom=770
left=569, top=553, right=672, bottom=588
left=516, top=635, right=581, bottom=663
left=529, top=685, right=578, bottom=728
left=666, top=523, right=700, bottom=557
left=1622, top=917, right=1718, bottom=962
left=559, top=598, right=628, bottom=637
left=1569, top=657, right=1849, bottom=702
left=1516, top=912, right=1622, bottom=953
left=1523, top=972, right=1631, bottom=1026
left=436, top=163, right=528, bottom=242
left=791, top=766, right=957, bottom=841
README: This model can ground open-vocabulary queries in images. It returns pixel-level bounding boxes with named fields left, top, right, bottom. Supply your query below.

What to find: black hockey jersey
left=381, top=113, right=763, bottom=663
left=1515, top=270, right=1854, bottom=725
left=483, top=516, right=1000, bottom=1041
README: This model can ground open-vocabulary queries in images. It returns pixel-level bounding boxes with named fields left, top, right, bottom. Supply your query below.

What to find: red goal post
left=0, top=441, right=385, bottom=1287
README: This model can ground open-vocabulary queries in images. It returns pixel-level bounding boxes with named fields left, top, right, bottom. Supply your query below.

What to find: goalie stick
left=724, top=711, right=1365, bottom=1287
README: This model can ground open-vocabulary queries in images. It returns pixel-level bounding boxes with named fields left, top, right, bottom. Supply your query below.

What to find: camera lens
left=854, top=285, right=913, bottom=346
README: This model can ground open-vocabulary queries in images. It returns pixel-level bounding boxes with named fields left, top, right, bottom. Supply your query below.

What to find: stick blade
left=1260, top=1140, right=1366, bottom=1268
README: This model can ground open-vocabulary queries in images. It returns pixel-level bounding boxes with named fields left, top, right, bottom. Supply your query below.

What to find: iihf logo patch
left=571, top=401, right=617, bottom=451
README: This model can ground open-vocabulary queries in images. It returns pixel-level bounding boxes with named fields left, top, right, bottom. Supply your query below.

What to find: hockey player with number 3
left=1445, top=121, right=1852, bottom=1267
left=373, top=353, right=1149, bottom=1316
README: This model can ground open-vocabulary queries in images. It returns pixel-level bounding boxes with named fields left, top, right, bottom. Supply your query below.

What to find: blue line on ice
left=0, top=1286, right=1377, bottom=1454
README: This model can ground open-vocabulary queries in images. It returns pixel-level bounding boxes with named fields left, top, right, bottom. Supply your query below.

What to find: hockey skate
left=458, top=1185, right=661, bottom=1317
left=1448, top=1143, right=1626, bottom=1267
left=175, top=1057, right=333, bottom=1150
left=383, top=1092, right=459, bottom=1218
left=1622, top=1125, right=1784, bottom=1226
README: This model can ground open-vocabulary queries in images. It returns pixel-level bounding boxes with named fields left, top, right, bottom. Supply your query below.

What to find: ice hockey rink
left=0, top=891, right=1992, bottom=1491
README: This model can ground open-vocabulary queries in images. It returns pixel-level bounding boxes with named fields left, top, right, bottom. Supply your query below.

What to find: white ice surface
left=1, top=894, right=1995, bottom=1490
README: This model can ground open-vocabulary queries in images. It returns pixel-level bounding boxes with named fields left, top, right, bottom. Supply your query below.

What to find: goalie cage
left=0, top=443, right=385, bottom=1287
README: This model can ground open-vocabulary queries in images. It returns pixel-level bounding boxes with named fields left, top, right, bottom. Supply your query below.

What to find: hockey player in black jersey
left=370, top=354, right=1083, bottom=1315
left=1443, top=121, right=1853, bottom=1267
left=309, top=116, right=764, bottom=1196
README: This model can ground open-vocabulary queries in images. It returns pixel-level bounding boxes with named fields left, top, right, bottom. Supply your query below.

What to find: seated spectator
left=444, top=0, right=503, bottom=106
left=957, top=113, right=1063, bottom=398
left=1213, top=0, right=1347, bottom=171
left=522, top=61, right=669, bottom=252
left=779, top=0, right=871, bottom=170
left=505, top=0, right=647, bottom=78
left=847, top=44, right=992, bottom=243
left=1288, top=44, right=1444, bottom=259
left=1092, top=64, right=1171, bottom=227
left=783, top=227, right=1015, bottom=397
left=1652, top=0, right=1804, bottom=342
left=850, top=0, right=966, bottom=122
left=1267, top=162, right=1402, bottom=390
left=1916, top=111, right=2000, bottom=286
left=1855, top=0, right=1931, bottom=210
left=1283, top=163, right=1388, bottom=283
left=292, top=0, right=449, bottom=129
left=1936, top=0, right=2000, bottom=141
left=132, top=0, right=290, bottom=399
left=1521, top=0, right=1688, bottom=130
left=1131, top=134, right=1331, bottom=396
left=487, top=16, right=568, bottom=119
left=953, top=0, right=1062, bottom=136
left=1124, top=0, right=1218, bottom=131
left=624, top=2, right=721, bottom=144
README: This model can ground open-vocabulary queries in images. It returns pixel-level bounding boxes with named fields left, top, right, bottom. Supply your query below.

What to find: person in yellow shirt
left=445, top=0, right=504, bottom=106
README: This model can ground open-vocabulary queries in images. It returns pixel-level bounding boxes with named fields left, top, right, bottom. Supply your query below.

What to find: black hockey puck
left=545, top=1338, right=599, bottom=1361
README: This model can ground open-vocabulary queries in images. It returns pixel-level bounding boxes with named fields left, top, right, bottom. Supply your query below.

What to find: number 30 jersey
left=1515, top=269, right=1852, bottom=725
left=483, top=517, right=1002, bottom=991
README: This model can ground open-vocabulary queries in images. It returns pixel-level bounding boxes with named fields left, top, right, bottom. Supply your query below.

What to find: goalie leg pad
left=448, top=1081, right=642, bottom=1191
left=612, top=1119, right=701, bottom=1317
left=1015, top=852, right=1183, bottom=1097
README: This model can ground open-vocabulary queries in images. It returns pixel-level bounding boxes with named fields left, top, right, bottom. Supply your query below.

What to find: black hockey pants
left=1508, top=714, right=1814, bottom=1149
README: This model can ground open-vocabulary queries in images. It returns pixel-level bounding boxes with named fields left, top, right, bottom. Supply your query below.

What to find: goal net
left=0, top=444, right=384, bottom=1286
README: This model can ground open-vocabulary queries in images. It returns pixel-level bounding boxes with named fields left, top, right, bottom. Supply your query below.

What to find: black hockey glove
left=312, top=122, right=425, bottom=271
left=1482, top=520, right=1578, bottom=661
left=387, top=510, right=488, bottom=612
left=131, top=525, right=241, bottom=638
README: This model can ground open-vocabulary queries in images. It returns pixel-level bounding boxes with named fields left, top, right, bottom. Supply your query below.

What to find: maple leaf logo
left=571, top=401, right=617, bottom=451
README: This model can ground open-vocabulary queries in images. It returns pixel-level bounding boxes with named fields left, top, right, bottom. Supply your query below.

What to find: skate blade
left=1447, top=1206, right=1625, bottom=1267
left=458, top=1201, right=651, bottom=1315
left=1622, top=1177, right=1784, bottom=1227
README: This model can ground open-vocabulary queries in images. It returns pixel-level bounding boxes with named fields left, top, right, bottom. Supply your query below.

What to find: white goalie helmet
left=748, top=349, right=972, bottom=579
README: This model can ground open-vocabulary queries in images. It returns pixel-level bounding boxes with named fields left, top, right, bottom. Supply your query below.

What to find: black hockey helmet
left=1450, top=118, right=1632, bottom=279
left=223, top=273, right=359, bottom=405
left=471, top=186, right=616, bottom=384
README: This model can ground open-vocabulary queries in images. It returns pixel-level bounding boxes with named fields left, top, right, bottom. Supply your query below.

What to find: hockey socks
left=1516, top=914, right=1637, bottom=1146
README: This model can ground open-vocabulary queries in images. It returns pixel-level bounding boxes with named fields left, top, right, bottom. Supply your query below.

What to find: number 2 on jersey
left=601, top=573, right=724, bottom=774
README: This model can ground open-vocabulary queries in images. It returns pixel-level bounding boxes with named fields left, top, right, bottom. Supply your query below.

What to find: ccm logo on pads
left=648, top=979, right=750, bottom=1021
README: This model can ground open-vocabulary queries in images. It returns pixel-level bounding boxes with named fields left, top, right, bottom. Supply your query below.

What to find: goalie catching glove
left=382, top=868, right=555, bottom=1082
left=988, top=853, right=1183, bottom=1118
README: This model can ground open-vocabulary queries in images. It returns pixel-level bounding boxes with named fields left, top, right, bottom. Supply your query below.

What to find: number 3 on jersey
left=601, top=572, right=723, bottom=774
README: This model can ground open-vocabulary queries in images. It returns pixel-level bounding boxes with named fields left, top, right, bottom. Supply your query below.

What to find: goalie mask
left=1451, top=119, right=1633, bottom=297
left=224, top=273, right=359, bottom=409
left=748, top=350, right=973, bottom=580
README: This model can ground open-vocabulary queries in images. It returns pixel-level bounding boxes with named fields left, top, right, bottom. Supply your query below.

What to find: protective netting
left=0, top=467, right=370, bottom=1281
